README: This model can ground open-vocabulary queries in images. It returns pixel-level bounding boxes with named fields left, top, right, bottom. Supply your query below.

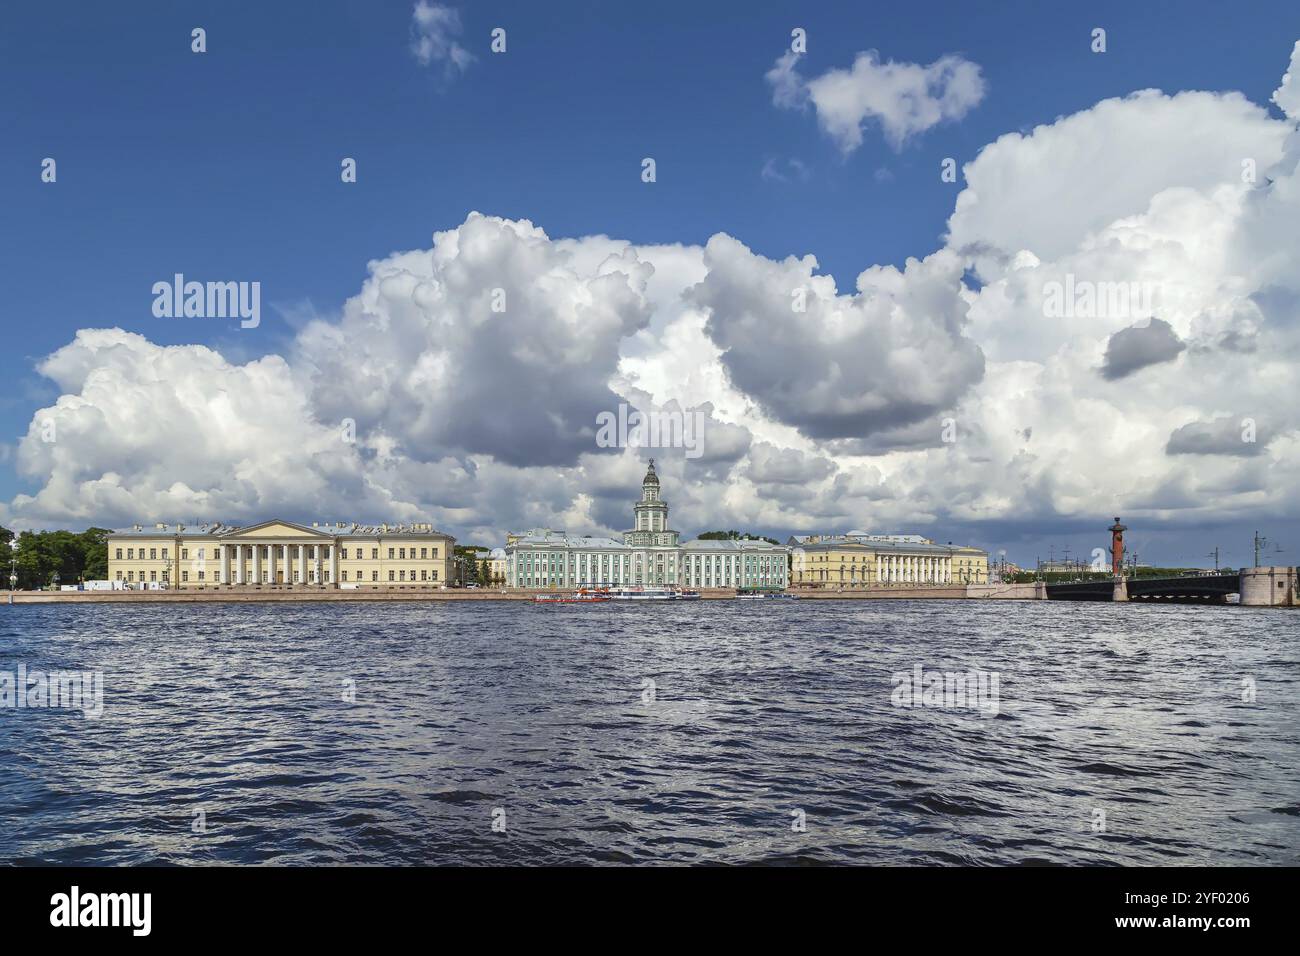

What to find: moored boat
left=534, top=588, right=611, bottom=604
left=606, top=586, right=676, bottom=601
left=605, top=586, right=700, bottom=601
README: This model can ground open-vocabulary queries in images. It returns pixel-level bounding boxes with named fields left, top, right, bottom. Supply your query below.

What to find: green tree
left=0, top=526, right=13, bottom=588
left=79, top=527, right=111, bottom=579
left=7, top=526, right=113, bottom=589
left=697, top=529, right=780, bottom=545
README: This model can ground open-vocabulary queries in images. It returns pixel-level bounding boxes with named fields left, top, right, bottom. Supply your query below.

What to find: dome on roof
left=642, top=458, right=659, bottom=486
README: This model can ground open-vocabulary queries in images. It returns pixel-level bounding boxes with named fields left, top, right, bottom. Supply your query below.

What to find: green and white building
left=505, top=460, right=789, bottom=589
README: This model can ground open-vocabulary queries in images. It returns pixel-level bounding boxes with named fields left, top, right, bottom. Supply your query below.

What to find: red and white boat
left=533, top=588, right=611, bottom=604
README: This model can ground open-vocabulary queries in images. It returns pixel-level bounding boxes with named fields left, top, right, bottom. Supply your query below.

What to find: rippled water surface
left=1, top=600, right=1297, bottom=865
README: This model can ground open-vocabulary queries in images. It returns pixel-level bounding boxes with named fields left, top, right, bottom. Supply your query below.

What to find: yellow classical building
left=788, top=533, right=988, bottom=588
left=107, top=520, right=454, bottom=588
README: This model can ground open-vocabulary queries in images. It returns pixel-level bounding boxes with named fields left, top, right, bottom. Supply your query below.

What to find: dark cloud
left=691, top=235, right=984, bottom=439
left=1165, top=416, right=1266, bottom=457
left=1100, top=318, right=1185, bottom=380
left=745, top=442, right=835, bottom=485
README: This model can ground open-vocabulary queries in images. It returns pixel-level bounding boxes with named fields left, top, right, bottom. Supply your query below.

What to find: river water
left=1, top=600, right=1296, bottom=865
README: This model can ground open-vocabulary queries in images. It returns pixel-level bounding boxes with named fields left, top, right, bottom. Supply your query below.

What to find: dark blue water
left=1, top=600, right=1296, bottom=865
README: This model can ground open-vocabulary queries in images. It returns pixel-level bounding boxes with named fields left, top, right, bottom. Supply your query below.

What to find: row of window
left=117, top=547, right=169, bottom=561
left=796, top=569, right=985, bottom=583
left=803, top=553, right=956, bottom=563
left=116, top=568, right=440, bottom=583
left=114, top=545, right=441, bottom=561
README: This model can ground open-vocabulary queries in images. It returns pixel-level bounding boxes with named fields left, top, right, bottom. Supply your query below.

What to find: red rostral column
left=1108, top=517, right=1127, bottom=577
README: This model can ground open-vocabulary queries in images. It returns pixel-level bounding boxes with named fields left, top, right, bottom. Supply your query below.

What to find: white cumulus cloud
left=767, top=48, right=986, bottom=152
left=409, top=1, right=474, bottom=77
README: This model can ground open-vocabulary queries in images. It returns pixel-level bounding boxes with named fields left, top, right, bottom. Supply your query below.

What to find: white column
left=281, top=544, right=290, bottom=584
left=299, top=544, right=307, bottom=584
left=219, top=544, right=230, bottom=584
left=330, top=543, right=339, bottom=587
left=252, top=544, right=261, bottom=583
left=234, top=546, right=244, bottom=584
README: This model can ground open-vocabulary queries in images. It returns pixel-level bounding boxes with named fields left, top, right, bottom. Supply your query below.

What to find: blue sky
left=3, top=1, right=1300, bottom=566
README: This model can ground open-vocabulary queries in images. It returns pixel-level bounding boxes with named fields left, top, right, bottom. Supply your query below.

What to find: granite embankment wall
left=2, top=583, right=1047, bottom=604
left=965, top=583, right=1047, bottom=600
left=797, top=583, right=1044, bottom=600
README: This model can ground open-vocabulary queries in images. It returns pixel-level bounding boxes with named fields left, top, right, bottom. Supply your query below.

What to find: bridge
left=1046, top=573, right=1241, bottom=603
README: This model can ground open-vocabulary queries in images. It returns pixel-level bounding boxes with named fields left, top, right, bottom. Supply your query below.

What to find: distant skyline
left=2, top=1, right=1300, bottom=568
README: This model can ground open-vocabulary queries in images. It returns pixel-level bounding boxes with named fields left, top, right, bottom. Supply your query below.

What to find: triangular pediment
left=221, top=520, right=331, bottom=539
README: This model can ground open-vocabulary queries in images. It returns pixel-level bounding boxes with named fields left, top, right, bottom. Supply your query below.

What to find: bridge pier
left=1112, top=576, right=1128, bottom=602
left=1241, top=567, right=1298, bottom=607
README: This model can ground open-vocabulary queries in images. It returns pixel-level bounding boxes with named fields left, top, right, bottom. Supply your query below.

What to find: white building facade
left=506, top=461, right=789, bottom=590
